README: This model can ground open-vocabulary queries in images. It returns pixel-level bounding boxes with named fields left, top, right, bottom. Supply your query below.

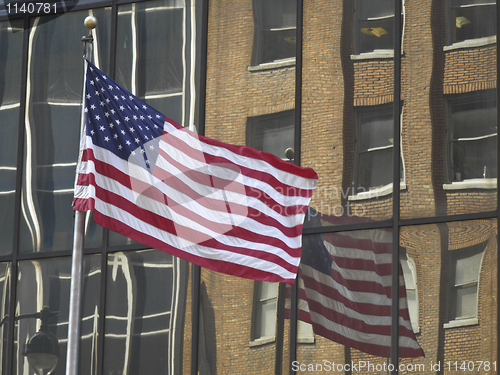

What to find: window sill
left=350, top=50, right=394, bottom=60
left=443, top=318, right=478, bottom=329
left=443, top=36, right=496, bottom=51
left=247, top=58, right=296, bottom=72
left=348, top=182, right=407, bottom=201
left=249, top=336, right=275, bottom=347
left=443, top=179, right=497, bottom=190
left=297, top=336, right=315, bottom=344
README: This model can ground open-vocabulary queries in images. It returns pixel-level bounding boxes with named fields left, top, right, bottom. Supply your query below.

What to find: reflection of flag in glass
left=74, top=61, right=318, bottom=284
left=287, top=213, right=424, bottom=357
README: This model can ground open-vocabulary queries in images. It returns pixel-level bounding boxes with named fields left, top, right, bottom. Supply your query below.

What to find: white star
left=90, top=130, right=95, bottom=135
left=100, top=101, right=105, bottom=107
left=95, top=115, right=101, bottom=120
left=121, top=95, right=126, bottom=100
left=139, top=115, right=145, bottom=120
left=133, top=115, right=138, bottom=120
left=84, top=107, right=89, bottom=113
left=95, top=91, right=100, bottom=96
left=90, top=104, right=96, bottom=110
left=86, top=94, right=91, bottom=99
left=99, top=126, right=105, bottom=131
left=110, top=109, right=116, bottom=114
left=156, top=114, right=161, bottom=119
left=129, top=95, right=134, bottom=100
left=114, top=134, right=119, bottom=139
left=114, top=95, right=119, bottom=100
left=90, top=80, right=95, bottom=85
left=121, top=130, right=126, bottom=135
left=124, top=116, right=130, bottom=122
left=126, top=140, right=131, bottom=146
left=106, top=98, right=111, bottom=103
left=109, top=123, right=114, bottom=128
left=108, top=85, right=113, bottom=90
left=104, top=112, right=110, bottom=118
left=147, top=115, right=152, bottom=120
left=115, top=119, right=120, bottom=125
left=142, top=105, right=147, bottom=109
left=129, top=127, right=135, bottom=133
left=118, top=145, right=123, bottom=150
left=135, top=138, right=140, bottom=143
left=149, top=145, right=155, bottom=150
left=104, top=136, right=110, bottom=142
left=96, top=77, right=99, bottom=82
left=119, top=105, right=125, bottom=111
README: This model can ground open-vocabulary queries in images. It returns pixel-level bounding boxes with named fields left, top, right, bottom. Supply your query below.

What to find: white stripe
left=93, top=196, right=297, bottom=280
left=163, top=121, right=317, bottom=190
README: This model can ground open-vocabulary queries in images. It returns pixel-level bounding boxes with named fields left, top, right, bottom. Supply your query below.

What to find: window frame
left=444, top=90, right=497, bottom=188
left=351, top=0, right=405, bottom=59
left=251, top=0, right=297, bottom=67
left=246, top=110, right=295, bottom=159
left=444, top=0, right=497, bottom=48
left=444, top=243, right=486, bottom=328
left=351, top=104, right=405, bottom=199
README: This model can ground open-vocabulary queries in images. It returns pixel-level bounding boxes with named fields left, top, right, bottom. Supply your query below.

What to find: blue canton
left=84, top=60, right=166, bottom=168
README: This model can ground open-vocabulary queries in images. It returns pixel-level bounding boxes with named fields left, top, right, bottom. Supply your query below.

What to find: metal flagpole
left=66, top=15, right=97, bottom=375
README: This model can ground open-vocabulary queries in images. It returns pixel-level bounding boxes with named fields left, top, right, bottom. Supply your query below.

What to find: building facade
left=0, top=0, right=497, bottom=374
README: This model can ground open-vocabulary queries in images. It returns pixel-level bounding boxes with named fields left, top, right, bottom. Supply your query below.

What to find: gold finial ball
left=84, top=16, right=97, bottom=30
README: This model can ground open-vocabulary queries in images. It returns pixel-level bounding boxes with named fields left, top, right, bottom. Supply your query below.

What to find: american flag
left=74, top=61, right=318, bottom=284
left=286, top=211, right=424, bottom=357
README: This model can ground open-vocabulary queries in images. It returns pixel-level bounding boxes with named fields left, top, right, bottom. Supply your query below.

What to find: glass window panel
left=357, top=0, right=394, bottom=19
left=116, top=0, right=184, bottom=124
left=453, top=285, right=477, bottom=319
left=103, top=250, right=184, bottom=374
left=447, top=90, right=497, bottom=182
left=247, top=110, right=295, bottom=159
left=19, top=10, right=111, bottom=253
left=354, top=0, right=400, bottom=54
left=14, top=257, right=72, bottom=375
left=252, top=0, right=297, bottom=65
left=0, top=20, right=23, bottom=256
left=454, top=248, right=484, bottom=285
left=358, top=107, right=393, bottom=150
left=0, top=262, right=11, bottom=375
left=448, top=1, right=496, bottom=44
left=356, top=147, right=393, bottom=190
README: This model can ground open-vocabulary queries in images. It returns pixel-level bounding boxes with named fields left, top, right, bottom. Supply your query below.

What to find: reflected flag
left=73, top=61, right=318, bottom=284
left=287, top=210, right=424, bottom=357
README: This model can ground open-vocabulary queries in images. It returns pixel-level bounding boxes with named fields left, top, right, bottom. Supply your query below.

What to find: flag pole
left=66, top=15, right=97, bottom=375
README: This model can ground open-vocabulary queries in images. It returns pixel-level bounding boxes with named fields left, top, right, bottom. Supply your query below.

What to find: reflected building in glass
left=0, top=0, right=497, bottom=374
